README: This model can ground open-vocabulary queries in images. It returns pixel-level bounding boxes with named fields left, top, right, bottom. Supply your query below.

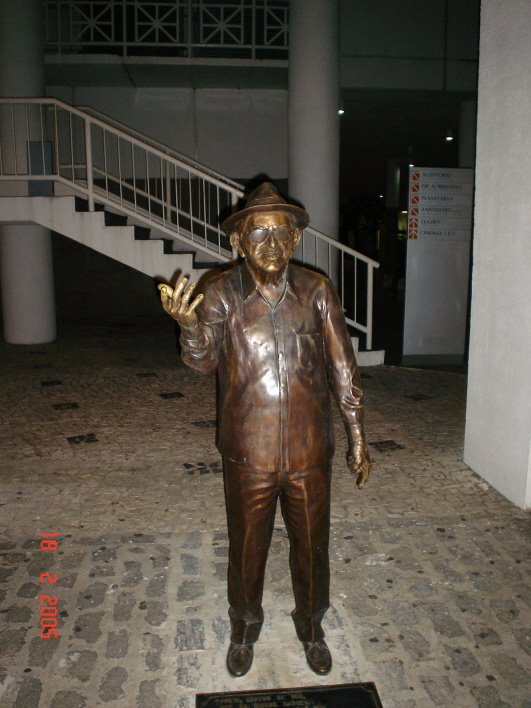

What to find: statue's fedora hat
left=221, top=182, right=309, bottom=233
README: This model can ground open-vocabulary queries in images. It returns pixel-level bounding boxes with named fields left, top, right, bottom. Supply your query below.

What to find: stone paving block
left=489, top=597, right=520, bottom=623
left=27, top=553, right=55, bottom=577
left=489, top=653, right=531, bottom=684
left=50, top=690, right=88, bottom=708
left=113, top=591, right=135, bottom=621
left=0, top=627, right=27, bottom=657
left=470, top=685, right=511, bottom=707
left=374, top=657, right=407, bottom=691
left=444, top=645, right=481, bottom=676
left=142, top=599, right=168, bottom=626
left=177, top=579, right=205, bottom=601
left=92, top=546, right=117, bottom=563
left=180, top=553, right=200, bottom=575
left=420, top=676, right=456, bottom=705
left=175, top=618, right=206, bottom=651
left=513, top=627, right=531, bottom=656
left=61, top=649, right=98, bottom=682
left=146, top=572, right=167, bottom=597
left=398, top=630, right=431, bottom=661
left=420, top=602, right=465, bottom=638
left=142, top=631, right=164, bottom=671
left=105, top=629, right=129, bottom=658
left=28, top=634, right=60, bottom=668
left=16, top=581, right=40, bottom=598
left=447, top=590, right=483, bottom=616
left=4, top=604, right=32, bottom=622
left=13, top=675, right=42, bottom=708
left=61, top=551, right=86, bottom=569
left=122, top=560, right=144, bottom=587
left=72, top=611, right=104, bottom=643
left=0, top=568, right=17, bottom=584
left=57, top=572, right=78, bottom=588
left=88, top=564, right=115, bottom=577
left=385, top=599, right=420, bottom=627
left=175, top=652, right=202, bottom=689
left=469, top=623, right=502, bottom=646
left=76, top=581, right=108, bottom=609
left=212, top=617, right=230, bottom=647
left=137, top=679, right=163, bottom=708
left=98, top=665, right=128, bottom=702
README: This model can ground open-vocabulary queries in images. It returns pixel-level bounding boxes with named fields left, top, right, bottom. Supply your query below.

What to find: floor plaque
left=196, top=682, right=383, bottom=707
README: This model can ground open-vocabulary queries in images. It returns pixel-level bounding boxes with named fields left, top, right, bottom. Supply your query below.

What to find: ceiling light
left=445, top=128, right=454, bottom=142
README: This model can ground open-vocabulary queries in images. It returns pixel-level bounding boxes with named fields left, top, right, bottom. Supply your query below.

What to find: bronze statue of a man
left=159, top=182, right=371, bottom=678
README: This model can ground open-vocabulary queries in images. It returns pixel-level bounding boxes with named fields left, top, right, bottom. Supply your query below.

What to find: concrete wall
left=339, top=0, right=479, bottom=91
left=47, top=86, right=288, bottom=182
left=464, top=0, right=531, bottom=509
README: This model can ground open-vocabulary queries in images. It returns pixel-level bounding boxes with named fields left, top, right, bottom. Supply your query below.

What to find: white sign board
left=403, top=167, right=474, bottom=363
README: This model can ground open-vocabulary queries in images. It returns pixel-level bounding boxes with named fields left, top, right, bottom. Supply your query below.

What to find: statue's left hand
left=347, top=441, right=372, bottom=489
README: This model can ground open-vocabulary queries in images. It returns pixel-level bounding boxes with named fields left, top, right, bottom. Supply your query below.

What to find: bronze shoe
left=226, top=642, right=254, bottom=677
left=303, top=640, right=332, bottom=675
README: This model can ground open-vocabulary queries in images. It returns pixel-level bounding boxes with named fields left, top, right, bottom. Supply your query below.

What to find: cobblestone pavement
left=0, top=323, right=529, bottom=708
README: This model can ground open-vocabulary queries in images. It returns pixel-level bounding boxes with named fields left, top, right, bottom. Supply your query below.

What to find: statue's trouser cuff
left=223, top=459, right=331, bottom=644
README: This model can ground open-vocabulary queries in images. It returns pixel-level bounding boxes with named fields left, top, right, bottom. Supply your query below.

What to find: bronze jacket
left=180, top=262, right=364, bottom=471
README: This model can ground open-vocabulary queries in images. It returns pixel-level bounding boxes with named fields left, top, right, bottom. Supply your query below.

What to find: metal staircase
left=0, top=97, right=379, bottom=348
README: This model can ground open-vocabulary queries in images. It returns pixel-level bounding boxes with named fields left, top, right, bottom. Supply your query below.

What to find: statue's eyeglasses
left=248, top=225, right=292, bottom=244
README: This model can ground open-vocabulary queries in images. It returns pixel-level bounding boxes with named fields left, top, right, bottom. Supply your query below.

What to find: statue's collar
left=240, top=262, right=299, bottom=305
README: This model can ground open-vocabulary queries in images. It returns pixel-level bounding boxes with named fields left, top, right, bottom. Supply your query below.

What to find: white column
left=288, top=0, right=340, bottom=241
left=0, top=0, right=56, bottom=343
left=464, top=0, right=531, bottom=509
left=459, top=100, right=477, bottom=169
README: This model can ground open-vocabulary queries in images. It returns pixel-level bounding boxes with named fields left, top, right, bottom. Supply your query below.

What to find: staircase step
left=74, top=196, right=104, bottom=212
left=104, top=211, right=128, bottom=227
left=134, top=225, right=151, bottom=240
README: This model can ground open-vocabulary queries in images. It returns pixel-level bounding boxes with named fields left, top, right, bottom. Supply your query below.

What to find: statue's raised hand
left=158, top=276, right=204, bottom=332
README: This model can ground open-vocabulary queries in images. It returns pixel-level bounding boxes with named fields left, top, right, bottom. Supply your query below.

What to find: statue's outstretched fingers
left=173, top=276, right=188, bottom=303
left=181, top=281, right=196, bottom=304
left=187, top=293, right=204, bottom=314
left=158, top=283, right=173, bottom=298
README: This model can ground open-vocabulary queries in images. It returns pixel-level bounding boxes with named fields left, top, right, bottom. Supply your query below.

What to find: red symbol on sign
left=411, top=195, right=420, bottom=205
left=409, top=230, right=418, bottom=240
left=409, top=219, right=419, bottom=229
left=411, top=183, right=420, bottom=193
left=412, top=171, right=420, bottom=181
left=411, top=207, right=419, bottom=217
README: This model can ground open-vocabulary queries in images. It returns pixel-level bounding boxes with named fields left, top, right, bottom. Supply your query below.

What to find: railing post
left=84, top=118, right=95, bottom=211
left=165, top=160, right=171, bottom=223
left=122, top=0, right=127, bottom=58
left=366, top=264, right=374, bottom=351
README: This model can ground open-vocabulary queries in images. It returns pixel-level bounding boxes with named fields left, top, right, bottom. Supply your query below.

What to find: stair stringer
left=0, top=196, right=215, bottom=283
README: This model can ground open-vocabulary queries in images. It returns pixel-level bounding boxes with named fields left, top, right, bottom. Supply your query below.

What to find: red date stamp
left=39, top=532, right=60, bottom=639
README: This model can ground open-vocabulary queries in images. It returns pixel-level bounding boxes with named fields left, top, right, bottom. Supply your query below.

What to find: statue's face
left=231, top=211, right=301, bottom=274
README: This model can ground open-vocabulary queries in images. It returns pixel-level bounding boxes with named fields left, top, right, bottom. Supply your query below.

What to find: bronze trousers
left=223, top=459, right=331, bottom=644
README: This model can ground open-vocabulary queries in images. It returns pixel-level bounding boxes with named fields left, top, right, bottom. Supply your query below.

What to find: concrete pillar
left=464, top=0, right=531, bottom=509
left=0, top=0, right=56, bottom=343
left=459, top=100, right=477, bottom=169
left=288, top=0, right=340, bottom=240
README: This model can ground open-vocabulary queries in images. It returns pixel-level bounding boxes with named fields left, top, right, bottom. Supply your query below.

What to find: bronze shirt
left=180, top=262, right=364, bottom=471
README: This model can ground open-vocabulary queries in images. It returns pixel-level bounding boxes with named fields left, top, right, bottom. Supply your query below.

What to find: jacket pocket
left=296, top=332, right=322, bottom=371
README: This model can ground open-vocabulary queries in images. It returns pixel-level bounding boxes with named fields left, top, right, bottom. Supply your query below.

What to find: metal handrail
left=78, top=104, right=242, bottom=191
left=0, top=97, right=379, bottom=347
